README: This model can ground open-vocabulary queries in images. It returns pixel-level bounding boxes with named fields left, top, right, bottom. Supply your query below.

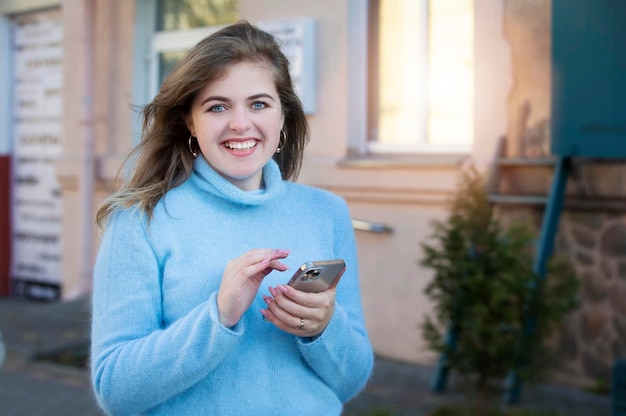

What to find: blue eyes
left=209, top=104, right=226, bottom=113
left=207, top=101, right=267, bottom=113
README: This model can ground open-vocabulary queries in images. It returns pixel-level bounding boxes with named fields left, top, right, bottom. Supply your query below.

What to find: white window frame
left=149, top=26, right=225, bottom=98
left=131, top=0, right=226, bottom=142
left=347, top=0, right=472, bottom=157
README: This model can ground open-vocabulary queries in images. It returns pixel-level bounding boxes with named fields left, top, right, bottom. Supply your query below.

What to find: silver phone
left=287, top=259, right=346, bottom=293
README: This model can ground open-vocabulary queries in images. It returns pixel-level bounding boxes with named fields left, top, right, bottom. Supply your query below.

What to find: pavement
left=0, top=296, right=612, bottom=416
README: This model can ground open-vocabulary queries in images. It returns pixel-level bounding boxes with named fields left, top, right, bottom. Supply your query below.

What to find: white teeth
left=225, top=140, right=257, bottom=150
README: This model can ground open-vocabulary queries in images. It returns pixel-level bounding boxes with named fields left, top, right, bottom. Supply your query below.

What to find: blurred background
left=0, top=0, right=624, bottom=415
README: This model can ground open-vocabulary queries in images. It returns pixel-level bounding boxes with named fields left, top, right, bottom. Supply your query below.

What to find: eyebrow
left=199, top=93, right=276, bottom=107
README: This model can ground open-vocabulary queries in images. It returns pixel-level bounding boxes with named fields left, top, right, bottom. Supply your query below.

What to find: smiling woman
left=91, top=21, right=373, bottom=416
left=186, top=61, right=285, bottom=191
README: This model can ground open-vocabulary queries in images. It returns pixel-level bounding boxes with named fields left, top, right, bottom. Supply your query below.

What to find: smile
left=223, top=140, right=258, bottom=151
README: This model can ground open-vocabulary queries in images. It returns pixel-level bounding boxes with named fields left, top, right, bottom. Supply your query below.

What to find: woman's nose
left=229, top=108, right=251, bottom=133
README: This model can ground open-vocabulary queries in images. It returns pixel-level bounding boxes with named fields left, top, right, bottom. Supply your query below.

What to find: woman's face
left=186, top=61, right=285, bottom=191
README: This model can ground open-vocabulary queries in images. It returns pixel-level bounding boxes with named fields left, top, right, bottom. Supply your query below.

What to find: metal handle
left=351, top=219, right=393, bottom=234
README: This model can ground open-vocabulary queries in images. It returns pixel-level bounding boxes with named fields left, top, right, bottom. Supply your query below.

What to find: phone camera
left=301, top=268, right=321, bottom=281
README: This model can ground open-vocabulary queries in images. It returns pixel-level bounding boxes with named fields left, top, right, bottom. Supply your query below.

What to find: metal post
left=430, top=320, right=459, bottom=392
left=430, top=247, right=475, bottom=393
left=504, top=156, right=571, bottom=404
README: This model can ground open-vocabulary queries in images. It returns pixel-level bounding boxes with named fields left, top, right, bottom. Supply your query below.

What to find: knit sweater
left=91, top=157, right=374, bottom=416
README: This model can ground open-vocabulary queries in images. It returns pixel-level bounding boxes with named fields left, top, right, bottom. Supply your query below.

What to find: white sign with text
left=257, top=18, right=316, bottom=114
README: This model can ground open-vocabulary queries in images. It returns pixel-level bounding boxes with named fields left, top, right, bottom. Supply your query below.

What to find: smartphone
left=287, top=259, right=346, bottom=293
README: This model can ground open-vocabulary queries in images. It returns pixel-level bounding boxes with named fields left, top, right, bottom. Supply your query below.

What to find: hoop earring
left=188, top=135, right=197, bottom=158
left=276, top=130, right=287, bottom=154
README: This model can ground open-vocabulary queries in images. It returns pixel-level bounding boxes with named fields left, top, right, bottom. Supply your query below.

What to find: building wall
left=497, top=0, right=626, bottom=387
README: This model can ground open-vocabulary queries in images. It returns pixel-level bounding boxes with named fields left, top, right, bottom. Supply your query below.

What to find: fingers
left=217, top=249, right=290, bottom=328
left=221, top=248, right=289, bottom=285
left=272, top=285, right=331, bottom=315
left=261, top=307, right=311, bottom=335
left=225, top=249, right=290, bottom=280
left=261, top=285, right=336, bottom=337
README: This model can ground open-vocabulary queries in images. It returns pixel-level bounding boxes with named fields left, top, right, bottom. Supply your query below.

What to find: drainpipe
left=77, top=0, right=95, bottom=297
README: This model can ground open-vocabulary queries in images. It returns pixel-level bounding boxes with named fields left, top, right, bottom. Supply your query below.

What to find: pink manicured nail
left=268, top=286, right=277, bottom=297
left=277, top=285, right=289, bottom=294
left=263, top=295, right=273, bottom=306
left=260, top=309, right=269, bottom=318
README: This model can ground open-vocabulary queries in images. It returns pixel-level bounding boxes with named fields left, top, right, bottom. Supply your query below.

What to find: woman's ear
left=185, top=120, right=195, bottom=137
left=183, top=110, right=195, bottom=136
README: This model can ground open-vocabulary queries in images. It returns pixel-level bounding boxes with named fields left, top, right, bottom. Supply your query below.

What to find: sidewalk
left=0, top=297, right=101, bottom=415
left=0, top=297, right=611, bottom=416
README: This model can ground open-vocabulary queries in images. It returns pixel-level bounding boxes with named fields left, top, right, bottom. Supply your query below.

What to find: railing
left=351, top=219, right=393, bottom=234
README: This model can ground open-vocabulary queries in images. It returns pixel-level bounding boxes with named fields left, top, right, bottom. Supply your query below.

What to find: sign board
left=10, top=11, right=63, bottom=301
left=257, top=18, right=316, bottom=114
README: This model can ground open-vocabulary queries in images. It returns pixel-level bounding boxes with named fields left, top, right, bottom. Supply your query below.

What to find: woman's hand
left=261, top=284, right=336, bottom=337
left=217, top=249, right=290, bottom=328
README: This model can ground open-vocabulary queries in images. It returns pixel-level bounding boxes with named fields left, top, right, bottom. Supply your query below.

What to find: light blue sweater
left=91, top=157, right=374, bottom=415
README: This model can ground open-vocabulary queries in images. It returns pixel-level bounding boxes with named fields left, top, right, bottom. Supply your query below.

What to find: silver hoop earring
left=188, top=135, right=197, bottom=158
left=276, top=130, right=287, bottom=154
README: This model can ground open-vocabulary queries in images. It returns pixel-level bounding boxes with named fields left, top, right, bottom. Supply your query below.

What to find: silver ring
left=298, top=317, right=304, bottom=330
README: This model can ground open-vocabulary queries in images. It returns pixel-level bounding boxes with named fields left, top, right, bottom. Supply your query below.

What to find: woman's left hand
left=261, top=284, right=335, bottom=337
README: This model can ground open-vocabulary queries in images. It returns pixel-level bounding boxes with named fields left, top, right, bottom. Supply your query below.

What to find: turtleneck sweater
left=91, top=157, right=374, bottom=416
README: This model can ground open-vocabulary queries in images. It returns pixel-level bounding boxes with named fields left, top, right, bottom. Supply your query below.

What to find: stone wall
left=555, top=210, right=626, bottom=384
left=498, top=195, right=626, bottom=387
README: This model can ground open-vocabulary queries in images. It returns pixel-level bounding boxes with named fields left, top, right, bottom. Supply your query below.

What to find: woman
left=91, top=21, right=373, bottom=415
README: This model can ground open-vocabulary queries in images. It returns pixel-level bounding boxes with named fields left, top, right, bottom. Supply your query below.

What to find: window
left=151, top=0, right=238, bottom=94
left=157, top=0, right=237, bottom=31
left=131, top=0, right=237, bottom=139
left=366, top=0, right=474, bottom=154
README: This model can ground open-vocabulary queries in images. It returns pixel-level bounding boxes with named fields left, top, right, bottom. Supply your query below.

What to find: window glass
left=158, top=50, right=188, bottom=86
left=428, top=0, right=473, bottom=146
left=374, top=0, right=425, bottom=146
left=157, top=0, right=237, bottom=31
left=151, top=0, right=238, bottom=97
left=371, top=0, right=473, bottom=151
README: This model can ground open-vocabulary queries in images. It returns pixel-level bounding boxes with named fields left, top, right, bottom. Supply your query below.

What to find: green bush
left=420, top=166, right=579, bottom=412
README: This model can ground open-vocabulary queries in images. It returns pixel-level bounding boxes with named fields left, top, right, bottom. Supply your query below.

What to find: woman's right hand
left=217, top=249, right=290, bottom=328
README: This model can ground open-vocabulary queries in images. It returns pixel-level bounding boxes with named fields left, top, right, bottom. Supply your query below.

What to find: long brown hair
left=96, top=21, right=309, bottom=228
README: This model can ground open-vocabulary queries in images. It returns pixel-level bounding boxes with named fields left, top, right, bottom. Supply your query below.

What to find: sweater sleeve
left=296, top=199, right=374, bottom=402
left=90, top=209, right=242, bottom=416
